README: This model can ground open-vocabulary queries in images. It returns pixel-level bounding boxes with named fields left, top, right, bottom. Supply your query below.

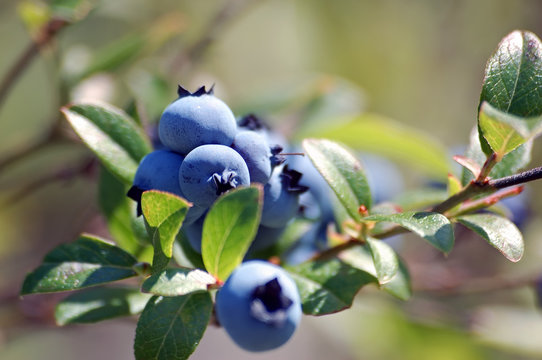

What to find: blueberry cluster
left=127, top=85, right=322, bottom=351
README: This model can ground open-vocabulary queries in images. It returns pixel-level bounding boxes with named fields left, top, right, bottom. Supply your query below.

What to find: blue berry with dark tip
left=215, top=260, right=301, bottom=352
left=238, top=114, right=289, bottom=155
left=232, top=130, right=275, bottom=185
left=159, top=86, right=237, bottom=155
left=260, top=166, right=308, bottom=228
left=179, top=144, right=250, bottom=207
left=127, top=150, right=206, bottom=224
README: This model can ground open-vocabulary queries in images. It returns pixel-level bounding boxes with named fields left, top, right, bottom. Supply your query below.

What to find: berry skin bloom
left=215, top=260, right=302, bottom=352
left=158, top=86, right=238, bottom=156
left=260, top=166, right=308, bottom=228
left=231, top=130, right=274, bottom=185
left=179, top=144, right=250, bottom=207
left=127, top=149, right=206, bottom=224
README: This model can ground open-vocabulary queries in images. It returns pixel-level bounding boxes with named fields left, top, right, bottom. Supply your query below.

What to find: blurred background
left=1, top=0, right=542, bottom=359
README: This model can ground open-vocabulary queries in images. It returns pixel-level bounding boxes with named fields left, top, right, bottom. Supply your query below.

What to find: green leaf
left=201, top=186, right=262, bottom=281
left=172, top=232, right=205, bottom=270
left=76, top=35, right=146, bottom=81
left=141, top=268, right=216, bottom=296
left=478, top=103, right=529, bottom=158
left=141, top=191, right=191, bottom=274
left=302, top=138, right=371, bottom=220
left=339, top=245, right=411, bottom=300
left=55, top=287, right=151, bottom=325
left=17, top=1, right=51, bottom=34
left=302, top=113, right=451, bottom=179
left=134, top=293, right=212, bottom=360
left=286, top=258, right=376, bottom=316
left=366, top=238, right=399, bottom=285
left=51, top=0, right=96, bottom=22
left=457, top=214, right=524, bottom=262
left=381, top=257, right=412, bottom=300
left=461, top=126, right=533, bottom=186
left=366, top=212, right=454, bottom=254
left=480, top=31, right=542, bottom=119
left=21, top=234, right=138, bottom=294
left=61, top=102, right=152, bottom=185
left=98, top=166, right=147, bottom=253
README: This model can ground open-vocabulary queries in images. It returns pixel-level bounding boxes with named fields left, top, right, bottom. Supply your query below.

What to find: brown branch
left=2, top=157, right=95, bottom=206
left=0, top=18, right=68, bottom=112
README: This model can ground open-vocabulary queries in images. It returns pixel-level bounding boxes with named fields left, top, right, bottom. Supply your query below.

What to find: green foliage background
left=1, top=0, right=542, bottom=359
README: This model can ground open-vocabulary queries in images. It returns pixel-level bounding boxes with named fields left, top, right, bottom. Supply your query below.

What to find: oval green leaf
left=366, top=237, right=399, bottom=285
left=99, top=166, right=148, bottom=253
left=55, top=287, right=151, bottom=325
left=303, top=138, right=371, bottom=220
left=286, top=258, right=376, bottom=316
left=141, top=268, right=216, bottom=297
left=61, top=102, right=152, bottom=185
left=201, top=186, right=262, bottom=281
left=457, top=213, right=524, bottom=262
left=339, top=245, right=411, bottom=300
left=461, top=126, right=533, bottom=186
left=21, top=234, right=138, bottom=294
left=134, top=293, right=212, bottom=360
left=480, top=31, right=542, bottom=119
left=366, top=212, right=454, bottom=254
left=141, top=191, right=191, bottom=273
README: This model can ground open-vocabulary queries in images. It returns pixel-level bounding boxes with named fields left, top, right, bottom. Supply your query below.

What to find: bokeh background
left=1, top=0, right=542, bottom=359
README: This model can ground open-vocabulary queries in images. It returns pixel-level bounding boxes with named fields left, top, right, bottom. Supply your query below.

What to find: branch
left=415, top=273, right=537, bottom=296
left=489, top=166, right=542, bottom=189
left=170, top=0, right=261, bottom=73
left=0, top=18, right=68, bottom=112
left=1, top=157, right=96, bottom=206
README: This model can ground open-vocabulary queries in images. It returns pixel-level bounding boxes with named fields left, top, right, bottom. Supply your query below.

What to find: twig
left=415, top=273, right=537, bottom=296
left=0, top=18, right=68, bottom=112
left=170, top=0, right=261, bottom=74
left=489, top=166, right=542, bottom=189
left=1, top=157, right=95, bottom=206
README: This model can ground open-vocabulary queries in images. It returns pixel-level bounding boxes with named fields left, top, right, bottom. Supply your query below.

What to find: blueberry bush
left=4, top=1, right=542, bottom=359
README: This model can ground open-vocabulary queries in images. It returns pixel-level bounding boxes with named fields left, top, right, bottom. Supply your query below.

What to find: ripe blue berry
left=287, top=151, right=335, bottom=223
left=181, top=214, right=205, bottom=253
left=238, top=114, right=289, bottom=156
left=215, top=260, right=301, bottom=352
left=179, top=144, right=250, bottom=207
left=260, top=166, right=308, bottom=228
left=232, top=130, right=274, bottom=185
left=158, top=86, right=237, bottom=155
left=127, top=150, right=206, bottom=224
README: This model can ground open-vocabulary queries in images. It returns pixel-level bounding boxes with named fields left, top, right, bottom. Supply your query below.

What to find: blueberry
left=238, top=114, right=289, bottom=154
left=287, top=151, right=335, bottom=223
left=181, top=214, right=205, bottom=253
left=231, top=130, right=275, bottom=185
left=126, top=149, right=206, bottom=224
left=179, top=144, right=250, bottom=207
left=159, top=86, right=237, bottom=155
left=215, top=260, right=301, bottom=352
left=260, top=166, right=308, bottom=228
